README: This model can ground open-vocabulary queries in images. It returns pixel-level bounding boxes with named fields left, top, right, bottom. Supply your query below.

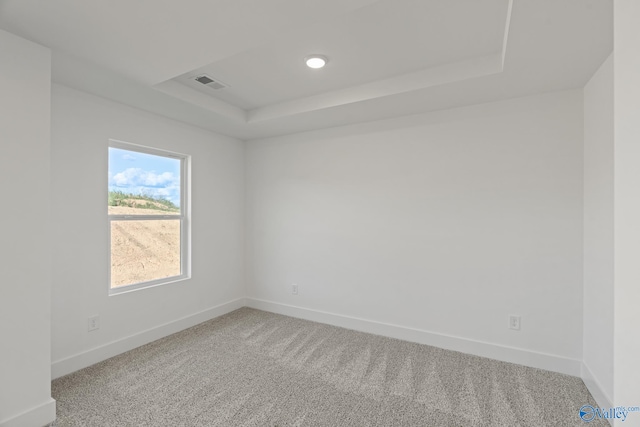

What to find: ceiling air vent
left=193, top=74, right=228, bottom=90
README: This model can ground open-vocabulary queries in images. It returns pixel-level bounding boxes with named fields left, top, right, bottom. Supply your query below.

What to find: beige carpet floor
left=51, top=308, right=606, bottom=426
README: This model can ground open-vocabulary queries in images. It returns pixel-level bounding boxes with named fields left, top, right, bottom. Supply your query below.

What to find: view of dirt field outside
left=108, top=144, right=184, bottom=288
left=109, top=204, right=181, bottom=287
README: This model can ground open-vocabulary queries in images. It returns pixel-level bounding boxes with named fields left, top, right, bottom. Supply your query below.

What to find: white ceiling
left=175, top=0, right=509, bottom=110
left=0, top=0, right=612, bottom=140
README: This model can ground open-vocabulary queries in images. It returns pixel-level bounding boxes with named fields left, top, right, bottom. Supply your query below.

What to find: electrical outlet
left=509, top=315, right=521, bottom=331
left=292, top=284, right=298, bottom=295
left=88, top=315, right=100, bottom=332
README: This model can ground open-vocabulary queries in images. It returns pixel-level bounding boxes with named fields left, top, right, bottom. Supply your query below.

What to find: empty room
left=1, top=0, right=639, bottom=426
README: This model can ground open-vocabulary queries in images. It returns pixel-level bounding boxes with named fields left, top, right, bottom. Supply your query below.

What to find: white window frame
left=108, top=139, right=190, bottom=295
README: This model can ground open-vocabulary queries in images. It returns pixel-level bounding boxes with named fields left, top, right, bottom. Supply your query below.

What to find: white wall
left=582, top=54, right=614, bottom=409
left=0, top=30, right=56, bottom=427
left=245, top=90, right=584, bottom=375
left=50, top=84, right=245, bottom=378
left=614, top=0, right=640, bottom=416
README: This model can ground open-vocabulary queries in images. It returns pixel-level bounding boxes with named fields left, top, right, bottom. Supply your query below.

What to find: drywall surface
left=614, top=0, right=640, bottom=415
left=50, top=84, right=245, bottom=376
left=582, top=54, right=614, bottom=407
left=246, top=91, right=584, bottom=371
left=0, top=30, right=56, bottom=426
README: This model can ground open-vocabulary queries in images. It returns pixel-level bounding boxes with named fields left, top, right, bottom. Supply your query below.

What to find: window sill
left=109, top=274, right=191, bottom=296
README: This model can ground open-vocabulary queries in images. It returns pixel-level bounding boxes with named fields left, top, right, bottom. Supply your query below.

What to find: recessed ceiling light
left=305, top=55, right=328, bottom=69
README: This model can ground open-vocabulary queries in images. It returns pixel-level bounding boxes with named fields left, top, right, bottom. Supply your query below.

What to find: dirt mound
left=110, top=207, right=181, bottom=287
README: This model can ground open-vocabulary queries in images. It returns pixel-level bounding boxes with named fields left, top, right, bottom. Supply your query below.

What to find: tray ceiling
left=0, top=0, right=612, bottom=140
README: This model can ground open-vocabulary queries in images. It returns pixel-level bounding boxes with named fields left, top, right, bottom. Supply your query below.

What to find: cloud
left=111, top=168, right=177, bottom=188
left=109, top=168, right=180, bottom=206
left=122, top=154, right=136, bottom=161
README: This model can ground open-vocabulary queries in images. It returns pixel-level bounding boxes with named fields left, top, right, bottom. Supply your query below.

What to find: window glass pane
left=110, top=220, right=181, bottom=287
left=108, top=147, right=181, bottom=216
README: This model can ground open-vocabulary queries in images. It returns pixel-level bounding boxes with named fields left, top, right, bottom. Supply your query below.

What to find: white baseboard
left=51, top=298, right=246, bottom=380
left=581, top=362, right=614, bottom=413
left=0, top=398, right=56, bottom=427
left=51, top=297, right=582, bottom=382
left=246, top=298, right=582, bottom=377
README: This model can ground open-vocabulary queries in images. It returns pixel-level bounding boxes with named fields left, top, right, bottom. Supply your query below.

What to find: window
left=108, top=140, right=189, bottom=294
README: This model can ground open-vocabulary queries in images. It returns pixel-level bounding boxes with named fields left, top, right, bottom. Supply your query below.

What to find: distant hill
left=108, top=191, right=179, bottom=213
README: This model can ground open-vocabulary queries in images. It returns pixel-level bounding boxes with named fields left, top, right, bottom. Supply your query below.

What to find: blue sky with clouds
left=108, top=147, right=181, bottom=207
